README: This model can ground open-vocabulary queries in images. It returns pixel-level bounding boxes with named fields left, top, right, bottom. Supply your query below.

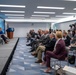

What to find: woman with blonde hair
left=41, top=31, right=67, bottom=73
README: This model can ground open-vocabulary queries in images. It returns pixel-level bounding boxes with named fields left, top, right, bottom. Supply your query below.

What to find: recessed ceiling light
left=0, top=4, right=25, bottom=8
left=64, top=0, right=76, bottom=1
left=63, top=12, right=76, bottom=14
left=30, top=17, right=45, bottom=19
left=34, top=11, right=55, bottom=14
left=37, top=6, right=65, bottom=9
left=7, top=17, right=24, bottom=18
left=5, top=14, right=24, bottom=16
left=32, top=15, right=49, bottom=17
left=73, top=8, right=76, bottom=10
left=55, top=15, right=69, bottom=17
left=1, top=10, right=25, bottom=13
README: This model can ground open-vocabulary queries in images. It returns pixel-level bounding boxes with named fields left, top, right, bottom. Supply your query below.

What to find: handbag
left=68, top=55, right=75, bottom=64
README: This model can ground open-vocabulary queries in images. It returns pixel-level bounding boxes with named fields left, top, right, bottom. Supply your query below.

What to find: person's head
left=55, top=31, right=62, bottom=40
left=68, top=30, right=71, bottom=33
left=0, top=28, right=2, bottom=31
left=69, top=25, right=72, bottom=28
left=53, top=30, right=56, bottom=33
left=31, top=29, right=34, bottom=33
left=49, top=33, right=55, bottom=39
left=63, top=30, right=66, bottom=33
left=73, top=24, right=75, bottom=27
left=63, top=31, right=68, bottom=37
left=44, top=30, right=49, bottom=35
left=59, top=29, right=62, bottom=32
left=40, top=30, right=44, bottom=35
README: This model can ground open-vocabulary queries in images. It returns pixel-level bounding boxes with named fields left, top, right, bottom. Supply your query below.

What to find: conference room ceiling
left=0, top=0, right=76, bottom=20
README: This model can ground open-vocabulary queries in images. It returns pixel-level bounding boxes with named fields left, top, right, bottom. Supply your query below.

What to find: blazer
left=64, top=35, right=71, bottom=46
left=53, top=39, right=67, bottom=60
left=45, top=38, right=56, bottom=51
left=0, top=31, right=3, bottom=34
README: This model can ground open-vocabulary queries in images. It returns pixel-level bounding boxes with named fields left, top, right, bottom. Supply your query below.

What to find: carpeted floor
left=6, top=38, right=75, bottom=75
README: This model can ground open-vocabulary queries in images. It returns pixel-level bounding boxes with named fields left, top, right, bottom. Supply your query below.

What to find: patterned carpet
left=6, top=38, right=76, bottom=75
left=6, top=38, right=55, bottom=75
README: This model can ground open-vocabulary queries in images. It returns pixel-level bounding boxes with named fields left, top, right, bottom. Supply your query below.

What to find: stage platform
left=0, top=38, right=19, bottom=75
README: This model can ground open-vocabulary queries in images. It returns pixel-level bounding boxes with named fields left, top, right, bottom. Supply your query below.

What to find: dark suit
left=64, top=35, right=71, bottom=46
left=44, top=39, right=67, bottom=67
left=0, top=31, right=7, bottom=43
left=45, top=38, right=56, bottom=51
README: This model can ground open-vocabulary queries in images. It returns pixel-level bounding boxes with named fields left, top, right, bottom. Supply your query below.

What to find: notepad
left=63, top=66, right=76, bottom=75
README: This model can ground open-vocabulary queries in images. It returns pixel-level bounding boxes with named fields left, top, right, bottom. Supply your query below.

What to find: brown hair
left=56, top=31, right=62, bottom=38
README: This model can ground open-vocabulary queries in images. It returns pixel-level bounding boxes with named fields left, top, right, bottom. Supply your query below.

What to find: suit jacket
left=64, top=35, right=71, bottom=46
left=53, top=39, right=67, bottom=60
left=42, top=35, right=50, bottom=45
left=0, top=31, right=3, bottom=34
left=45, top=38, right=56, bottom=51
left=39, top=34, right=46, bottom=42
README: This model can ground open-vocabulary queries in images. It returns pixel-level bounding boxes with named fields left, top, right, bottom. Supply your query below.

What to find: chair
left=0, top=37, right=4, bottom=45
left=51, top=48, right=69, bottom=70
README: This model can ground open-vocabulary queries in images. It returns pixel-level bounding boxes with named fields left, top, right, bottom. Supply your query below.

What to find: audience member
left=0, top=28, right=8, bottom=44
left=40, top=31, right=67, bottom=73
left=63, top=31, right=71, bottom=46
left=31, top=33, right=56, bottom=63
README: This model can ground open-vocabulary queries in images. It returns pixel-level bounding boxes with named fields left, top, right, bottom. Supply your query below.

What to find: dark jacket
left=53, top=39, right=67, bottom=60
left=45, top=38, right=56, bottom=51
left=64, top=35, right=71, bottom=46
left=0, top=31, right=3, bottom=34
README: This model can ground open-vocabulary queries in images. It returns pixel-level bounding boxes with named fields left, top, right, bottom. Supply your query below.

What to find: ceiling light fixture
left=32, top=15, right=49, bottom=17
left=1, top=10, right=25, bottom=13
left=30, top=17, right=45, bottom=19
left=73, top=8, right=76, bottom=10
left=34, top=11, right=55, bottom=14
left=37, top=6, right=65, bottom=9
left=7, top=17, right=24, bottom=18
left=63, top=12, right=76, bottom=14
left=64, top=0, right=76, bottom=1
left=5, top=14, right=24, bottom=16
left=0, top=4, right=25, bottom=8
left=55, top=15, right=69, bottom=17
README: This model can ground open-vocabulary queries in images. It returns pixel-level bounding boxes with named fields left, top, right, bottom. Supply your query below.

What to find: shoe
left=40, top=62, right=46, bottom=66
left=29, top=49, right=35, bottom=52
left=31, top=52, right=37, bottom=55
left=26, top=44, right=31, bottom=46
left=35, top=59, right=42, bottom=63
left=44, top=69, right=51, bottom=73
left=29, top=50, right=34, bottom=52
left=5, top=41, right=8, bottom=44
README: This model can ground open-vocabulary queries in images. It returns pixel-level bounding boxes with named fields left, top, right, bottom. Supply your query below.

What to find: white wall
left=54, top=20, right=76, bottom=31
left=7, top=22, right=50, bottom=37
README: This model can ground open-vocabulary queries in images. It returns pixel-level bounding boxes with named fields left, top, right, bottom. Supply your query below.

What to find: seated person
left=31, top=33, right=56, bottom=63
left=0, top=28, right=8, bottom=44
left=63, top=31, right=71, bottom=46
left=41, top=31, right=67, bottom=73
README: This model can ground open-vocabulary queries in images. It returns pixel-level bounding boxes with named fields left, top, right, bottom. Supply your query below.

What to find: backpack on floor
left=68, top=55, right=75, bottom=64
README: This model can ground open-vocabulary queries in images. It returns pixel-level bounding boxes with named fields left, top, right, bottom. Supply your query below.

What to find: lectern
left=6, top=28, right=14, bottom=39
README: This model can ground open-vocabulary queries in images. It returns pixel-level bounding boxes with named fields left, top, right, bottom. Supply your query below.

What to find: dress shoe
left=29, top=49, right=35, bottom=52
left=34, top=54, right=37, bottom=57
left=31, top=52, right=37, bottom=56
left=26, top=44, right=31, bottom=46
left=35, top=59, right=42, bottom=63
left=5, top=41, right=8, bottom=44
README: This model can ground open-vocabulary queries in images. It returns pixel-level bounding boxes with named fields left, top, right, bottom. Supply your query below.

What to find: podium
left=6, top=28, right=14, bottom=39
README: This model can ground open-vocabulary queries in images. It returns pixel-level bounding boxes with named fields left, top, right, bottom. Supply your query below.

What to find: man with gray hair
left=31, top=33, right=56, bottom=63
